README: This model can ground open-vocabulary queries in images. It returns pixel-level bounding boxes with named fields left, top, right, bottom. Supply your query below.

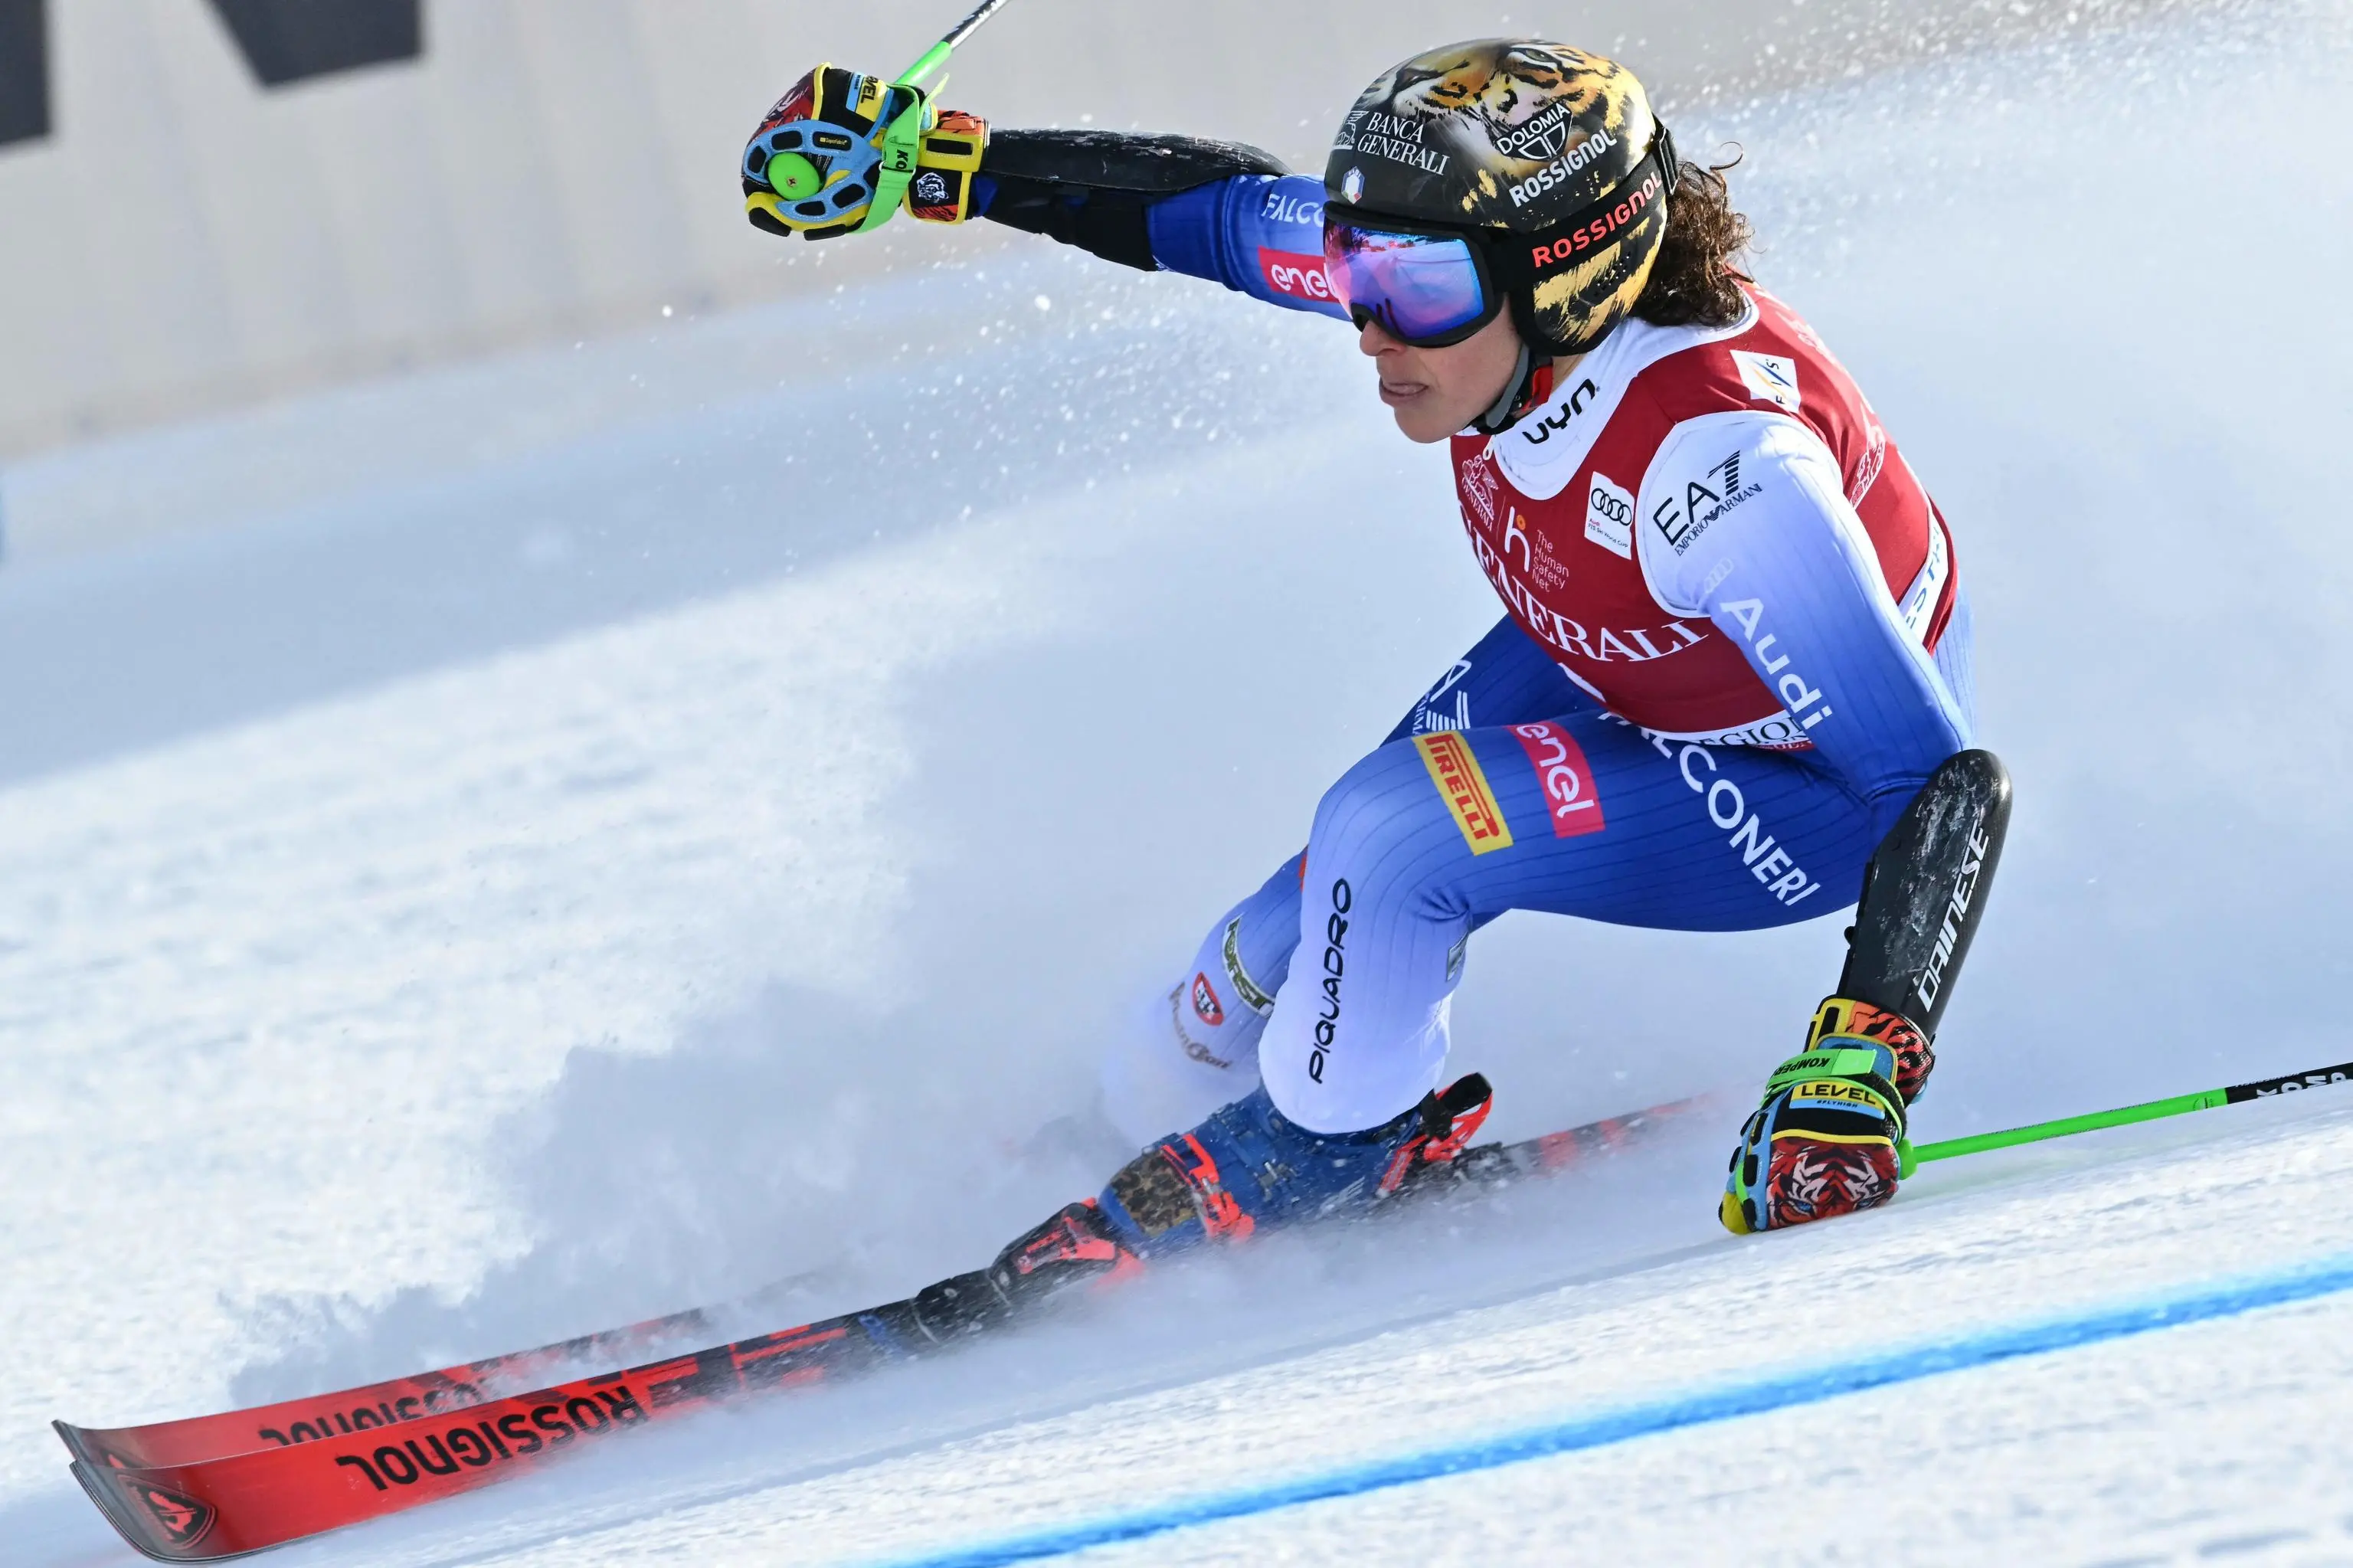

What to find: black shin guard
left=1837, top=749, right=2013, bottom=1035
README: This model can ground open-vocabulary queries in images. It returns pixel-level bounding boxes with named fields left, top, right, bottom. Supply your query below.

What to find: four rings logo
left=1584, top=470, right=1635, bottom=558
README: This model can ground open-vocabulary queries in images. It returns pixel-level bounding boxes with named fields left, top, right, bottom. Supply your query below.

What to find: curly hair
left=1634, top=156, right=1754, bottom=328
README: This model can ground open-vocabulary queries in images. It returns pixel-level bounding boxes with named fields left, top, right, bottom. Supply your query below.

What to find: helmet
left=1324, top=41, right=1677, bottom=360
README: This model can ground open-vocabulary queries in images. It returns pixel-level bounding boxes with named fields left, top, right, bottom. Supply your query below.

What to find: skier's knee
left=1304, top=740, right=1458, bottom=905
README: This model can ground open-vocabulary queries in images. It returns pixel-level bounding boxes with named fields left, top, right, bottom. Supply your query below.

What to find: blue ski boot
left=930, top=1076, right=1495, bottom=1339
left=1096, top=1074, right=1495, bottom=1259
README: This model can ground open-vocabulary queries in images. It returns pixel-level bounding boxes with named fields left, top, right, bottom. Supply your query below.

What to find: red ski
left=54, top=1305, right=719, bottom=1475
left=63, top=1094, right=1710, bottom=1561
left=68, top=1307, right=923, bottom=1561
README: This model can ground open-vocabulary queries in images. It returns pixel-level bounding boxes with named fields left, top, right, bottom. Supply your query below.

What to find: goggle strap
left=1470, top=338, right=1535, bottom=435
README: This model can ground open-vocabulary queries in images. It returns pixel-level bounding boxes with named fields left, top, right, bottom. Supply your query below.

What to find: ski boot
left=910, top=1075, right=1494, bottom=1340
left=1097, top=1074, right=1494, bottom=1259
left=907, top=1197, right=1145, bottom=1341
left=1720, top=997, right=1933, bottom=1234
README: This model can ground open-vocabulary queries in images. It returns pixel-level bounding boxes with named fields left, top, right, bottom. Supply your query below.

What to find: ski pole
left=1898, top=1056, right=2353, bottom=1177
left=859, top=0, right=1022, bottom=232
left=897, top=0, right=1017, bottom=90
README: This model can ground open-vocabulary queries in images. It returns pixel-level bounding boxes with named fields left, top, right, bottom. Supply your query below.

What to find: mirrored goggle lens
left=1321, top=224, right=1490, bottom=344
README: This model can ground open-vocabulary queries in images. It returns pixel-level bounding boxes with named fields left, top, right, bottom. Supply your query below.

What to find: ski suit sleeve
left=1140, top=175, right=1347, bottom=319
left=973, top=129, right=1347, bottom=320
left=1634, top=409, right=1970, bottom=837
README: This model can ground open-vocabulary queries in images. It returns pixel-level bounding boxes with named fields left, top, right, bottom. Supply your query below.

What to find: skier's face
left=1358, top=309, right=1528, bottom=443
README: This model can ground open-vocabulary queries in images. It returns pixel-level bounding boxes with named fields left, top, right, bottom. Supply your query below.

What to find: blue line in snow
left=882, top=1253, right=2353, bottom=1567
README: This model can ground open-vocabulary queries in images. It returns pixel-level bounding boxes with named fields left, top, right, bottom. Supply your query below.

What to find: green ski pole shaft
left=898, top=0, right=1016, bottom=88
left=1897, top=1056, right=2353, bottom=1177
left=856, top=0, right=1019, bottom=234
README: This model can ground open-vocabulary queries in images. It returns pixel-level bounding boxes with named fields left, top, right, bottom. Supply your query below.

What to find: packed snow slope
left=2, top=7, right=2350, bottom=1563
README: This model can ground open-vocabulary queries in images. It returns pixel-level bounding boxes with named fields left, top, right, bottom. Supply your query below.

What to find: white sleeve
left=1635, top=410, right=1969, bottom=830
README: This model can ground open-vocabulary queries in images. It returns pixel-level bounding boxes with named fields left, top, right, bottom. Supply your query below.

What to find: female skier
left=740, top=39, right=2011, bottom=1289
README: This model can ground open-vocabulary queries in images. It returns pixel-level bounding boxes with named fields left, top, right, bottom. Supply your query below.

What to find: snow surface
left=3, top=7, right=2352, bottom=1563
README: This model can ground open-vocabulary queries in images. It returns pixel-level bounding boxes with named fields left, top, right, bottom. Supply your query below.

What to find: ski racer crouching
left=740, top=40, right=2013, bottom=1307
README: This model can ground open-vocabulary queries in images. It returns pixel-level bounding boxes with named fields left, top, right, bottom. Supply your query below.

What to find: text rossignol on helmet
left=1323, top=40, right=1678, bottom=361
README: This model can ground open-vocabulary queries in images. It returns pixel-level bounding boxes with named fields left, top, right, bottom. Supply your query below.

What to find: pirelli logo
left=1414, top=733, right=1513, bottom=854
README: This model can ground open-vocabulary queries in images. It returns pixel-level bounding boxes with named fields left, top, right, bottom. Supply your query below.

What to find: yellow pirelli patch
left=1414, top=732, right=1514, bottom=854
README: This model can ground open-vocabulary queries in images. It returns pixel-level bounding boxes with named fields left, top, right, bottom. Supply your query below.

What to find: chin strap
left=1469, top=343, right=1547, bottom=436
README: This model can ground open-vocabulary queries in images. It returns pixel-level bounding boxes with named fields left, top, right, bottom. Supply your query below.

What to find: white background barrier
left=0, top=0, right=2193, bottom=457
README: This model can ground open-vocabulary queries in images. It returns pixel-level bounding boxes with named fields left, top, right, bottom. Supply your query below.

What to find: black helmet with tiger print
left=1324, top=40, right=1677, bottom=359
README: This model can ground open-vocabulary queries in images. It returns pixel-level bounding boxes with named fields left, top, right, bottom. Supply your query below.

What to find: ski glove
left=742, top=64, right=987, bottom=240
left=1720, top=997, right=1935, bottom=1234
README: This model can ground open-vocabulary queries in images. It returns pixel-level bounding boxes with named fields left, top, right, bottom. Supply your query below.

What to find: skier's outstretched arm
left=739, top=65, right=1348, bottom=320
left=980, top=136, right=1344, bottom=318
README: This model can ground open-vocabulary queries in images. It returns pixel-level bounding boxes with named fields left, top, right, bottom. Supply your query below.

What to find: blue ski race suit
left=972, top=171, right=1978, bottom=1141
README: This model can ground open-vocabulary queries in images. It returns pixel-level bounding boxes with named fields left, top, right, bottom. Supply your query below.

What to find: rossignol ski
left=55, top=1305, right=720, bottom=1475
left=63, top=1095, right=1707, bottom=1562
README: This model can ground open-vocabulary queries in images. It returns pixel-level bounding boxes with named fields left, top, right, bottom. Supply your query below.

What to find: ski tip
left=54, top=1416, right=147, bottom=1476
left=68, top=1458, right=164, bottom=1563
left=68, top=1455, right=237, bottom=1564
left=53, top=1418, right=102, bottom=1469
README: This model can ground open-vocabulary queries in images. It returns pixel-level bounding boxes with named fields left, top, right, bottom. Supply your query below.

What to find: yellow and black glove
left=741, top=64, right=987, bottom=240
left=1720, top=997, right=1934, bottom=1234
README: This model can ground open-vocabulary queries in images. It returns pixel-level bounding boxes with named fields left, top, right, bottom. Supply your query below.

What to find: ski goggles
left=1322, top=132, right=1680, bottom=350
left=1320, top=215, right=1503, bottom=348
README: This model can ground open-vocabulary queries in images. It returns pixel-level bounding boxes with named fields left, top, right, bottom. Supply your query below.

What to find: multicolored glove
left=741, top=64, right=987, bottom=241
left=1720, top=997, right=1936, bottom=1235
